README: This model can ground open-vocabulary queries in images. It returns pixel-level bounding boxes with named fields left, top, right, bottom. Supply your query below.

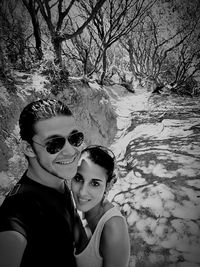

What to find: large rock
left=57, top=77, right=117, bottom=146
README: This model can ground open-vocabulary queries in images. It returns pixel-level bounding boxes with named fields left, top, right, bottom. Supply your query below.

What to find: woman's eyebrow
left=92, top=178, right=104, bottom=182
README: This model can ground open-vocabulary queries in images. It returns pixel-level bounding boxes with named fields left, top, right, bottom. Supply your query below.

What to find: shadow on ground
left=109, top=92, right=200, bottom=267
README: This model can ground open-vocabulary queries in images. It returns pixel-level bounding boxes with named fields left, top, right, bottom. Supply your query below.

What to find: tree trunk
left=32, top=18, right=43, bottom=60
left=127, top=41, right=137, bottom=79
left=53, top=38, right=62, bottom=65
left=100, top=49, right=107, bottom=84
left=22, top=0, right=43, bottom=60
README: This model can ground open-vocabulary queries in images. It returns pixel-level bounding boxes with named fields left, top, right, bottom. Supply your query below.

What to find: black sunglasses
left=32, top=131, right=84, bottom=154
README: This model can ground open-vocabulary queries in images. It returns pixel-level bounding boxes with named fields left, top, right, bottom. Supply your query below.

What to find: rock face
left=0, top=73, right=117, bottom=197
left=57, top=78, right=117, bottom=146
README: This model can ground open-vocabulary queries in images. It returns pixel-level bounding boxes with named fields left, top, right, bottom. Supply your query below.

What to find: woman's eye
left=91, top=180, right=100, bottom=187
left=73, top=174, right=83, bottom=183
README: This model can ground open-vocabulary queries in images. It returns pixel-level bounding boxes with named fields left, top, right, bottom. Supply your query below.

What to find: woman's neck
left=84, top=200, right=112, bottom=233
left=85, top=203, right=104, bottom=232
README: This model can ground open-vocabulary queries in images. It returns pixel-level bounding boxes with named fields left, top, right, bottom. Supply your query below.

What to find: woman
left=71, top=145, right=130, bottom=267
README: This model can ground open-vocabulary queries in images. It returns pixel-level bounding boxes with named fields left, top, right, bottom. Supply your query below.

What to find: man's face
left=31, top=115, right=83, bottom=181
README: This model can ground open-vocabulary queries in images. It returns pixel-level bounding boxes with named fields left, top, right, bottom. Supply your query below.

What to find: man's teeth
left=57, top=159, right=74, bottom=164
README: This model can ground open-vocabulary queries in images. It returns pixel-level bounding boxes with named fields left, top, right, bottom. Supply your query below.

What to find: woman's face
left=71, top=156, right=107, bottom=213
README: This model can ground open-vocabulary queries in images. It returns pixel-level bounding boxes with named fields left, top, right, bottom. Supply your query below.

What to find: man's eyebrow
left=44, top=130, right=79, bottom=141
left=44, top=135, right=61, bottom=141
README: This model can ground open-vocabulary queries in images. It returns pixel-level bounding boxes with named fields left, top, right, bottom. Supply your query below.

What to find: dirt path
left=108, top=90, right=200, bottom=267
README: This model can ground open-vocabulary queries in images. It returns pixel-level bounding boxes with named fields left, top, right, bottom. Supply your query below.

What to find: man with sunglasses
left=0, top=99, right=88, bottom=267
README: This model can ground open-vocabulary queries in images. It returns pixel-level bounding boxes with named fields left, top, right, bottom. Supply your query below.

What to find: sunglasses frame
left=32, top=131, right=84, bottom=154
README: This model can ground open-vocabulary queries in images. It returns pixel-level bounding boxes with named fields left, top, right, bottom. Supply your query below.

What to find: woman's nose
left=79, top=183, right=88, bottom=196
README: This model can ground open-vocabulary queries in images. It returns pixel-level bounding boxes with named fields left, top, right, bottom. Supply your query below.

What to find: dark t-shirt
left=0, top=173, right=78, bottom=267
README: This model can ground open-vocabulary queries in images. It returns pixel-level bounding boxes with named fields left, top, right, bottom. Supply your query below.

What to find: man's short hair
left=19, top=99, right=73, bottom=144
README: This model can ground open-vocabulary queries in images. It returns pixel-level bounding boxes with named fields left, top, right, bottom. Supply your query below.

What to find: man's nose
left=61, top=139, right=76, bottom=155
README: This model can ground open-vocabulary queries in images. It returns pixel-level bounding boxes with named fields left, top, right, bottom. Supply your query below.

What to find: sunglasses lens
left=45, top=132, right=84, bottom=154
left=46, top=137, right=66, bottom=154
left=68, top=132, right=84, bottom=147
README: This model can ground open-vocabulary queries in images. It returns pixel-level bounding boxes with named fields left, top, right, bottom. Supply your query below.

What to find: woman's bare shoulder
left=100, top=213, right=130, bottom=267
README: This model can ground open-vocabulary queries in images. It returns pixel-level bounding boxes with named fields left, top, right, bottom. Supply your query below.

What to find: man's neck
left=26, top=165, right=65, bottom=193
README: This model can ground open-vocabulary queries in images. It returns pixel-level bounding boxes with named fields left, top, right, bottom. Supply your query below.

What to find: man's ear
left=20, top=140, right=36, bottom=157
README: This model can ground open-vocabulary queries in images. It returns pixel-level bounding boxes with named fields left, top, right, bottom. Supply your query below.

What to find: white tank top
left=74, top=206, right=125, bottom=267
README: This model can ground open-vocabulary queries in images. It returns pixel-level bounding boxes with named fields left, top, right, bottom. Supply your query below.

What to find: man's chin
left=57, top=167, right=77, bottom=181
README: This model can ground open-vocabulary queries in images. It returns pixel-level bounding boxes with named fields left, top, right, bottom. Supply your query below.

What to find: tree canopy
left=0, top=0, right=199, bottom=95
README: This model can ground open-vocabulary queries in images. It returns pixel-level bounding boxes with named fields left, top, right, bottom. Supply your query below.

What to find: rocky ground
left=107, top=86, right=200, bottom=267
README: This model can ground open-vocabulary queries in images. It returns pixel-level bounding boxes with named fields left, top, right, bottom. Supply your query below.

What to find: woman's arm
left=0, top=231, right=27, bottom=267
left=100, top=216, right=130, bottom=267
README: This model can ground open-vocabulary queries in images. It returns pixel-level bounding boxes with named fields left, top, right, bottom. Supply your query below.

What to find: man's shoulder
left=1, top=184, right=39, bottom=212
left=1, top=175, right=44, bottom=213
left=5, top=172, right=31, bottom=198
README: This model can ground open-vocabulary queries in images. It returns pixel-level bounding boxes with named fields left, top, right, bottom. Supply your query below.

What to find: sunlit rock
left=127, top=210, right=140, bottom=225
